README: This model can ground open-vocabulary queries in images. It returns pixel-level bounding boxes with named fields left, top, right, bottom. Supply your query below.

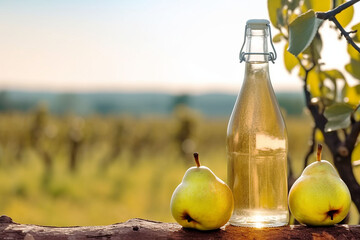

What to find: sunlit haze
left=0, top=0, right=357, bottom=94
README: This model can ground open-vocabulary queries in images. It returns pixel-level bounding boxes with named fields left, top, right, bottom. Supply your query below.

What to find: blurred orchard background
left=0, top=0, right=359, bottom=225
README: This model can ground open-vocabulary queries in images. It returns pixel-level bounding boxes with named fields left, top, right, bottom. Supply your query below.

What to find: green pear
left=170, top=153, right=234, bottom=230
left=288, top=144, right=351, bottom=226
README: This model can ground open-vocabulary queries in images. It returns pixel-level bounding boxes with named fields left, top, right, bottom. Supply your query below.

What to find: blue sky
left=0, top=0, right=355, bottom=93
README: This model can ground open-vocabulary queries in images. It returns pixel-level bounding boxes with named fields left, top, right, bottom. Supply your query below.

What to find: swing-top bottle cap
left=246, top=19, right=270, bottom=30
left=239, top=19, right=276, bottom=63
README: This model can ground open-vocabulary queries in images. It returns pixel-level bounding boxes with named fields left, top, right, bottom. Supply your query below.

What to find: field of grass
left=0, top=106, right=359, bottom=226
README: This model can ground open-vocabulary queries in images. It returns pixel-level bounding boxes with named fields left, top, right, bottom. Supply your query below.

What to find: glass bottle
left=227, top=19, right=288, bottom=227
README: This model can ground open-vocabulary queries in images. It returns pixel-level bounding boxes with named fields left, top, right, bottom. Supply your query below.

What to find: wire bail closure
left=239, top=21, right=277, bottom=63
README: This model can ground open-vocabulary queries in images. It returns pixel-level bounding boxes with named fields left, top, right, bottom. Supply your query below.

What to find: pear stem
left=317, top=144, right=322, bottom=162
left=193, top=152, right=200, bottom=167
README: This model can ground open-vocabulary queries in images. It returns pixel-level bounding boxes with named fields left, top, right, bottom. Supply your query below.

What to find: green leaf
left=273, top=33, right=283, bottom=43
left=298, top=66, right=306, bottom=79
left=324, top=103, right=354, bottom=132
left=307, top=69, right=322, bottom=97
left=337, top=5, right=354, bottom=28
left=268, top=0, right=283, bottom=27
left=284, top=43, right=298, bottom=72
left=325, top=103, right=353, bottom=119
left=277, top=7, right=285, bottom=27
left=345, top=59, right=360, bottom=80
left=303, top=0, right=331, bottom=12
left=351, top=143, right=360, bottom=162
left=322, top=85, right=334, bottom=99
left=348, top=44, right=360, bottom=61
left=323, top=69, right=345, bottom=81
left=302, top=32, right=322, bottom=62
left=288, top=10, right=324, bottom=56
left=352, top=23, right=360, bottom=42
left=342, top=83, right=360, bottom=106
left=324, top=115, right=350, bottom=132
left=315, top=129, right=324, bottom=142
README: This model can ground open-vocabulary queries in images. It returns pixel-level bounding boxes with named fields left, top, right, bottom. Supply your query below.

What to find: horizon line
left=0, top=87, right=303, bottom=95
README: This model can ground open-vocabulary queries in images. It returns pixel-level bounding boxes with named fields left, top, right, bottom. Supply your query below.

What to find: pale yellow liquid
left=227, top=62, right=289, bottom=227
left=227, top=149, right=288, bottom=227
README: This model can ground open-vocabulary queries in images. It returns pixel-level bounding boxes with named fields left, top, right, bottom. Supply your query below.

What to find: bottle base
left=229, top=209, right=288, bottom=228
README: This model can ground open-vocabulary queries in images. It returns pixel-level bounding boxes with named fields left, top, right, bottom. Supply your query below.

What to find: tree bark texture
left=1, top=216, right=360, bottom=240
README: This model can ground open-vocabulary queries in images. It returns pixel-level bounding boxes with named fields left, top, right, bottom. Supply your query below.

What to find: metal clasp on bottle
left=239, top=22, right=277, bottom=63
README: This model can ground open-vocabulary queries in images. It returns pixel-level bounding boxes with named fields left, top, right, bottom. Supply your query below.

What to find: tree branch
left=316, top=0, right=360, bottom=53
left=316, top=0, right=360, bottom=20
left=330, top=16, right=360, bottom=53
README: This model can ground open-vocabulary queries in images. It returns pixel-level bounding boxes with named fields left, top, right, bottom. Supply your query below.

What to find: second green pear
left=288, top=144, right=351, bottom=226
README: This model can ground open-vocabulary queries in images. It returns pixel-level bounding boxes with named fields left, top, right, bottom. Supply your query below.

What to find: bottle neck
left=244, top=28, right=269, bottom=63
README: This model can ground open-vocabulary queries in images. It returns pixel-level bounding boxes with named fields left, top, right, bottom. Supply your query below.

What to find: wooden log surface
left=1, top=215, right=360, bottom=240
